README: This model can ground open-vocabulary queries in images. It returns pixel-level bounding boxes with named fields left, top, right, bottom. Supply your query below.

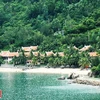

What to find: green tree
left=29, top=50, right=34, bottom=60
left=91, top=64, right=100, bottom=77
left=61, top=56, right=68, bottom=66
left=53, top=57, right=61, bottom=67
left=32, top=56, right=38, bottom=66
left=0, top=56, right=3, bottom=66
left=78, top=57, right=90, bottom=69
left=48, top=57, right=54, bottom=67
left=13, top=50, right=27, bottom=65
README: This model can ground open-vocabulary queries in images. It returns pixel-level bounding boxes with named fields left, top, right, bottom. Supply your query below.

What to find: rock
left=46, top=64, right=50, bottom=68
left=88, top=72, right=93, bottom=77
left=73, top=78, right=100, bottom=86
left=66, top=65, right=70, bottom=68
left=67, top=73, right=74, bottom=79
left=67, top=73, right=79, bottom=79
left=72, top=73, right=79, bottom=79
left=58, top=76, right=65, bottom=80
left=60, top=65, right=65, bottom=69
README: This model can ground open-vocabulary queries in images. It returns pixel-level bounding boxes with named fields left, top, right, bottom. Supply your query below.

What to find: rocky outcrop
left=67, top=72, right=100, bottom=86
left=67, top=73, right=79, bottom=79
left=73, top=78, right=100, bottom=86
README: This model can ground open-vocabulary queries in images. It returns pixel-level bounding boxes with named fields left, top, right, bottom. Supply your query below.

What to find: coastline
left=1, top=65, right=100, bottom=86
left=0, top=67, right=90, bottom=75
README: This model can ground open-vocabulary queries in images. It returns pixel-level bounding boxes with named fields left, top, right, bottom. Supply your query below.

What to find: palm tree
left=29, top=50, right=33, bottom=59
left=32, top=57, right=38, bottom=66
left=61, top=56, right=68, bottom=66
left=97, top=50, right=100, bottom=56
left=53, top=57, right=61, bottom=67
left=19, top=50, right=27, bottom=65
left=78, top=57, right=90, bottom=69
left=48, top=57, right=54, bottom=67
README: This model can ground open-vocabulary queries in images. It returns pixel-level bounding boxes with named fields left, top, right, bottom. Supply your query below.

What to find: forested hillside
left=0, top=0, right=100, bottom=52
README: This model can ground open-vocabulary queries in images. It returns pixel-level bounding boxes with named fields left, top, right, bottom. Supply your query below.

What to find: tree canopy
left=0, top=0, right=100, bottom=52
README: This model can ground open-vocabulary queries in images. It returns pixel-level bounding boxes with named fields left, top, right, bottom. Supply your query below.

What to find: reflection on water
left=0, top=73, right=100, bottom=100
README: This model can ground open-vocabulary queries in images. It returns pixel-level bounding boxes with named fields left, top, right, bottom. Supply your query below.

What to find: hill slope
left=0, top=0, right=100, bottom=51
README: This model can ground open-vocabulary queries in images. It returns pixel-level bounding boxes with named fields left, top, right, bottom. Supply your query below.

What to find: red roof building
left=0, top=51, right=19, bottom=63
left=88, top=52, right=98, bottom=57
left=22, top=46, right=38, bottom=52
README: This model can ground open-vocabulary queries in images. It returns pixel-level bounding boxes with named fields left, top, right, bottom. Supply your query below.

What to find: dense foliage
left=0, top=0, right=100, bottom=51
left=91, top=57, right=100, bottom=77
left=0, top=0, right=100, bottom=76
left=92, top=64, right=100, bottom=77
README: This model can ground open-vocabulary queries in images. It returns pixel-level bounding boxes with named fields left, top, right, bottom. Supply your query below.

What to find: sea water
left=0, top=73, right=100, bottom=100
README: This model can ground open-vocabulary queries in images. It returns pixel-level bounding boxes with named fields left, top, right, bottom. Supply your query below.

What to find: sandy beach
left=23, top=68, right=91, bottom=75
left=0, top=66, right=90, bottom=76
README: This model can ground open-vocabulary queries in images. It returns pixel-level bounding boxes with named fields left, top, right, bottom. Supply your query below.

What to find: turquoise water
left=0, top=73, right=100, bottom=100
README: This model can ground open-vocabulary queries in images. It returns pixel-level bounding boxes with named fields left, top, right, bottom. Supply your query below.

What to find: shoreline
left=0, top=67, right=90, bottom=75
left=1, top=66, right=100, bottom=86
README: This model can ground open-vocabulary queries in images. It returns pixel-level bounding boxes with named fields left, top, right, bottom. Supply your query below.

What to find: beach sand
left=0, top=67, right=90, bottom=76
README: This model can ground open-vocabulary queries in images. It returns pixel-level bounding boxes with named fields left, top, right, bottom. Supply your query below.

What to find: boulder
left=67, top=73, right=74, bottom=79
left=60, top=65, right=65, bottom=69
left=72, top=73, right=79, bottom=79
left=88, top=72, right=93, bottom=77
left=67, top=73, right=79, bottom=79
left=66, top=65, right=70, bottom=68
left=58, top=76, right=65, bottom=80
left=73, top=79, right=100, bottom=86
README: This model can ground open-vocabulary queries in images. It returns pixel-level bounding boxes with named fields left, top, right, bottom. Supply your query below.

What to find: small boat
left=58, top=76, right=65, bottom=80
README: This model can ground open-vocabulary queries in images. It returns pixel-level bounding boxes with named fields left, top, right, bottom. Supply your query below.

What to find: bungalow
left=24, top=52, right=30, bottom=57
left=88, top=52, right=98, bottom=57
left=45, top=51, right=54, bottom=57
left=30, top=46, right=38, bottom=51
left=0, top=51, right=19, bottom=63
left=24, top=51, right=40, bottom=57
left=73, top=46, right=79, bottom=50
left=58, top=52, right=64, bottom=57
left=79, top=45, right=91, bottom=52
left=54, top=52, right=64, bottom=57
left=22, top=46, right=38, bottom=52
left=33, top=52, right=39, bottom=56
